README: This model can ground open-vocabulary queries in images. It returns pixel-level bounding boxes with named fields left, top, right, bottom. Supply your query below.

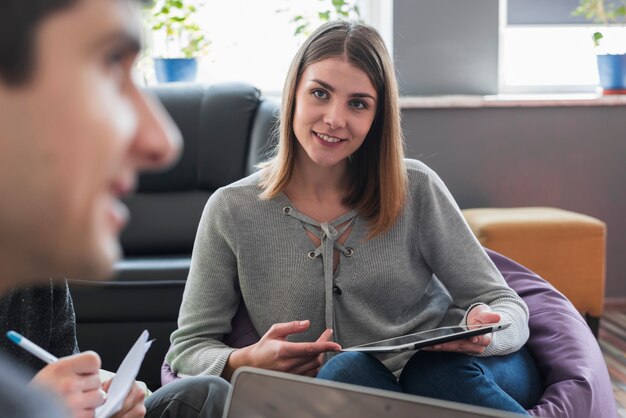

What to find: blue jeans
left=145, top=376, right=230, bottom=418
left=317, top=347, right=542, bottom=415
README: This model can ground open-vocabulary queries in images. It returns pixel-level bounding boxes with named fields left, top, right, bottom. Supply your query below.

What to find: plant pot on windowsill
left=153, top=58, right=198, bottom=83
left=572, top=1, right=626, bottom=94
left=596, top=54, right=626, bottom=94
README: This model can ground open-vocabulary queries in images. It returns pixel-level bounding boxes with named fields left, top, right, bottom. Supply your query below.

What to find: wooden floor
left=600, top=309, right=626, bottom=417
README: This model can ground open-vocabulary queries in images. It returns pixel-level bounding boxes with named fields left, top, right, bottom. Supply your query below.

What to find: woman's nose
left=323, top=102, right=347, bottom=129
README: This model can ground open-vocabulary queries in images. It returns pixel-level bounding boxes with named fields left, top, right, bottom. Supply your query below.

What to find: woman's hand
left=223, top=320, right=341, bottom=380
left=422, top=305, right=501, bottom=355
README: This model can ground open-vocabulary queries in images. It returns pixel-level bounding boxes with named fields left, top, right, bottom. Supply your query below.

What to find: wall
left=401, top=104, right=626, bottom=298
left=393, top=0, right=499, bottom=95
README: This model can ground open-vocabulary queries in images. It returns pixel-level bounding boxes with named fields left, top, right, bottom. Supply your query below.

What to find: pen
left=6, top=330, right=59, bottom=364
left=7, top=330, right=109, bottom=405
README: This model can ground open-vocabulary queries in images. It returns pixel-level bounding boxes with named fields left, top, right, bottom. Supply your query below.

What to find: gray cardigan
left=168, top=159, right=529, bottom=377
left=0, top=280, right=79, bottom=375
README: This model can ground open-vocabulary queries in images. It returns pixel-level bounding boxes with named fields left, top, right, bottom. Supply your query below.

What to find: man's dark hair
left=0, top=0, right=148, bottom=86
left=0, top=0, right=78, bottom=85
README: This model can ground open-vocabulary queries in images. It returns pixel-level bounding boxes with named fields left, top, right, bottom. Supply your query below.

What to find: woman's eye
left=312, top=89, right=328, bottom=99
left=350, top=99, right=367, bottom=110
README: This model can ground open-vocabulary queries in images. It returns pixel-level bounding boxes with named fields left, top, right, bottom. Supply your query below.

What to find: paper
left=95, top=330, right=153, bottom=418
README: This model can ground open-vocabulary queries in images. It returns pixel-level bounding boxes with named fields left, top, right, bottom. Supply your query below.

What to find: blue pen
left=7, top=330, right=59, bottom=364
left=8, top=331, right=109, bottom=403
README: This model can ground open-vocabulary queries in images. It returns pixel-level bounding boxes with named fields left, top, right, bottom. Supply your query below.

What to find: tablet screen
left=342, top=323, right=510, bottom=353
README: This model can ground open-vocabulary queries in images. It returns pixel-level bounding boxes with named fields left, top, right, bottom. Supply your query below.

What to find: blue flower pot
left=154, top=58, right=198, bottom=83
left=596, top=54, right=626, bottom=94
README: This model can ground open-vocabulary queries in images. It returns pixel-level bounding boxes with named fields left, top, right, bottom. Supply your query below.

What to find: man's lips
left=109, top=176, right=136, bottom=199
left=109, top=197, right=130, bottom=228
left=106, top=176, right=136, bottom=230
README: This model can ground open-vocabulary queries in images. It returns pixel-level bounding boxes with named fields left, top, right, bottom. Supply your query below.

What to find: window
left=141, top=0, right=388, bottom=94
left=501, top=0, right=626, bottom=93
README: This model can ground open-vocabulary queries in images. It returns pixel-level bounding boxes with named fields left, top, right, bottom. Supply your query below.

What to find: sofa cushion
left=122, top=83, right=267, bottom=256
left=122, top=191, right=211, bottom=256
left=139, top=83, right=261, bottom=192
left=245, top=97, right=280, bottom=175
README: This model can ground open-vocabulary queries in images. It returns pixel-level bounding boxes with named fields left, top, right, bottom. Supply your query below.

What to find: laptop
left=223, top=367, right=523, bottom=418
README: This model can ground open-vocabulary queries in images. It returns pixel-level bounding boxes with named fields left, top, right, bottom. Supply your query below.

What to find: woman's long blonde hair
left=259, top=21, right=407, bottom=239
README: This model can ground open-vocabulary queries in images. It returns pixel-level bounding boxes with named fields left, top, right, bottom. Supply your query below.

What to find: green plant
left=145, top=0, right=210, bottom=58
left=573, top=0, right=626, bottom=46
left=281, top=0, right=362, bottom=39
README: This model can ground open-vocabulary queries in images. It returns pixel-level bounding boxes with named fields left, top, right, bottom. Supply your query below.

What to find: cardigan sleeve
left=167, top=188, right=240, bottom=376
left=411, top=161, right=529, bottom=355
left=49, top=280, right=80, bottom=358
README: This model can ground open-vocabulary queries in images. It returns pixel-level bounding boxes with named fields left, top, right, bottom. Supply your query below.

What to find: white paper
left=95, top=330, right=153, bottom=418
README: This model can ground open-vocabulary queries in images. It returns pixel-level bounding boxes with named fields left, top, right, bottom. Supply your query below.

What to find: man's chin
left=92, top=242, right=122, bottom=280
left=64, top=241, right=121, bottom=281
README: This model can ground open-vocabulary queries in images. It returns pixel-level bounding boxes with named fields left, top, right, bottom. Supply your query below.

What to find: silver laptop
left=224, top=367, right=523, bottom=418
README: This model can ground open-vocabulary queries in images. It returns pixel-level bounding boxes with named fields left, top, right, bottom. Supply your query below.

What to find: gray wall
left=401, top=105, right=626, bottom=298
left=393, top=0, right=499, bottom=95
left=393, top=0, right=626, bottom=298
left=507, top=0, right=587, bottom=25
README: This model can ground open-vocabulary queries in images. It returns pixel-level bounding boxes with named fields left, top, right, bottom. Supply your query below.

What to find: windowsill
left=400, top=93, right=626, bottom=109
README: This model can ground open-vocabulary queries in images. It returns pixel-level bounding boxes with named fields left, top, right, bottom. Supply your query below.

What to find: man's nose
left=131, top=91, right=182, bottom=172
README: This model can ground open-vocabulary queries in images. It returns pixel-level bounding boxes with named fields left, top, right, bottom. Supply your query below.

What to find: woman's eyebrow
left=311, top=78, right=335, bottom=92
left=311, top=78, right=376, bottom=101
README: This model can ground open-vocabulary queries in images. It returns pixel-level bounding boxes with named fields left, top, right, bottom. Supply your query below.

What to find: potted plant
left=281, top=0, right=362, bottom=41
left=145, top=0, right=210, bottom=83
left=573, top=0, right=626, bottom=94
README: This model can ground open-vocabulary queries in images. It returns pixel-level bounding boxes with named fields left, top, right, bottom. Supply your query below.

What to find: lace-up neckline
left=281, top=202, right=357, bottom=336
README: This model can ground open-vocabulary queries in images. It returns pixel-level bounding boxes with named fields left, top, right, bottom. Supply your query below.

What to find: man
left=0, top=280, right=231, bottom=418
left=0, top=1, right=228, bottom=417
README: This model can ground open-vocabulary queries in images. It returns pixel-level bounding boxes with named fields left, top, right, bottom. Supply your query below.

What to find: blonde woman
left=168, top=21, right=541, bottom=414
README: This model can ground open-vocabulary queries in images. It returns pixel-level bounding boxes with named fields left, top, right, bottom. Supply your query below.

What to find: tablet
left=225, top=367, right=522, bottom=418
left=341, top=322, right=511, bottom=353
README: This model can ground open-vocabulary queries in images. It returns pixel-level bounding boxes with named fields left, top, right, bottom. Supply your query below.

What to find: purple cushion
left=485, top=248, right=616, bottom=418
left=161, top=302, right=261, bottom=386
left=161, top=360, right=178, bottom=386
left=162, top=249, right=617, bottom=418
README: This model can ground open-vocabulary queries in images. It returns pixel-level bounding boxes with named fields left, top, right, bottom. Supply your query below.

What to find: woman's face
left=292, top=56, right=377, bottom=170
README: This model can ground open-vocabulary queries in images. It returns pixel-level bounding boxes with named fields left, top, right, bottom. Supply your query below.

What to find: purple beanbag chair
left=162, top=249, right=616, bottom=417
left=485, top=249, right=615, bottom=418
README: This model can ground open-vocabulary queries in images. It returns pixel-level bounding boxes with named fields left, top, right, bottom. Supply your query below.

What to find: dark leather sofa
left=68, top=83, right=279, bottom=390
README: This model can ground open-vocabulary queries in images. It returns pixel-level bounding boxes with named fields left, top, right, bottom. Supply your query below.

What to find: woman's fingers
left=279, top=340, right=341, bottom=358
left=467, top=305, right=501, bottom=328
left=316, top=328, right=334, bottom=343
left=246, top=322, right=340, bottom=373
left=265, top=320, right=311, bottom=340
left=421, top=334, right=492, bottom=354
left=286, top=355, right=323, bottom=376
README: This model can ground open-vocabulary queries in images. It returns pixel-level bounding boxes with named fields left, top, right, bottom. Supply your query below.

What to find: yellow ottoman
left=462, top=207, right=607, bottom=336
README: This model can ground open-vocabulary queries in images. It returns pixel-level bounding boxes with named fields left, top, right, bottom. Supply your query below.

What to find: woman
left=167, top=21, right=542, bottom=414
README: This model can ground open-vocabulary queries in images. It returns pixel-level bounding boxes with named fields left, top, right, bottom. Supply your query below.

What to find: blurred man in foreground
left=1, top=1, right=227, bottom=417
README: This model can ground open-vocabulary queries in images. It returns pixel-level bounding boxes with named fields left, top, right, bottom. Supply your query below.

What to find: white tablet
left=341, top=322, right=511, bottom=353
